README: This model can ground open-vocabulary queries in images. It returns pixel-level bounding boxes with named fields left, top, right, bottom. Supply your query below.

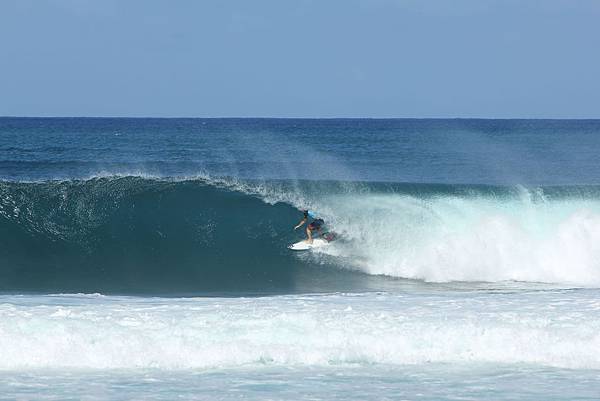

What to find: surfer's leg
left=306, top=226, right=313, bottom=244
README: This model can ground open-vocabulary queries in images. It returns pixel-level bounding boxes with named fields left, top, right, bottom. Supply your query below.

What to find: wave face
left=2, top=176, right=600, bottom=293
left=0, top=177, right=317, bottom=294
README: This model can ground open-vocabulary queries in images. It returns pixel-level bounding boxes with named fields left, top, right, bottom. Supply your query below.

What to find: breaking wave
left=2, top=175, right=600, bottom=294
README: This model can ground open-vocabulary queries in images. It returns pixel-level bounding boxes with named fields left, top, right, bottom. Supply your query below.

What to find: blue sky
left=1, top=0, right=599, bottom=118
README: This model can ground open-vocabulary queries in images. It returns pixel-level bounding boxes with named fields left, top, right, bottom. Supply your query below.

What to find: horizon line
left=1, top=115, right=600, bottom=121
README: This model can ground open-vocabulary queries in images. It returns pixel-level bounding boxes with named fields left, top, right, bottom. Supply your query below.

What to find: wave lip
left=0, top=292, right=598, bottom=370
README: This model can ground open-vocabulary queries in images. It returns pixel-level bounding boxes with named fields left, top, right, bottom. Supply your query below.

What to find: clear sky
left=1, top=0, right=599, bottom=118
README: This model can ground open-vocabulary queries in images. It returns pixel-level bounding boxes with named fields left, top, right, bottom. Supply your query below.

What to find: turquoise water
left=1, top=118, right=600, bottom=399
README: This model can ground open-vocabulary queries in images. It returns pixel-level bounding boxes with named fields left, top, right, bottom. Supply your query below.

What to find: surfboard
left=288, top=238, right=330, bottom=251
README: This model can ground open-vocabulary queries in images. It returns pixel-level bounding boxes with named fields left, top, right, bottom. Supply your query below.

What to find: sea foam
left=0, top=292, right=598, bottom=370
left=299, top=187, right=600, bottom=286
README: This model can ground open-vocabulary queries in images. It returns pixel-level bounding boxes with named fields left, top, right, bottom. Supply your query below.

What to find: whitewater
left=1, top=290, right=599, bottom=400
left=2, top=290, right=600, bottom=370
left=2, top=117, right=600, bottom=400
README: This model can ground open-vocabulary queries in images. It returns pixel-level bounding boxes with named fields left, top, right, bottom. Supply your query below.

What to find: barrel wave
left=2, top=175, right=600, bottom=294
left=0, top=176, right=326, bottom=294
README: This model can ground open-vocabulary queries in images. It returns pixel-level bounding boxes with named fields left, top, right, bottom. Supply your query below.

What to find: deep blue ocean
left=1, top=118, right=600, bottom=400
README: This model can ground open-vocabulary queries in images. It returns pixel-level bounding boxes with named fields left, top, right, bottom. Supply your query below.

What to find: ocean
left=1, top=117, right=599, bottom=400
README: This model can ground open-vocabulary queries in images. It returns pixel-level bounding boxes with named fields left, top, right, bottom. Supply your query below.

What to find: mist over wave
left=2, top=175, right=600, bottom=293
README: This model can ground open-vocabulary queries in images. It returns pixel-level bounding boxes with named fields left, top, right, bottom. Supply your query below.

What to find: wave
left=2, top=175, right=600, bottom=294
left=0, top=176, right=328, bottom=294
left=1, top=292, right=598, bottom=370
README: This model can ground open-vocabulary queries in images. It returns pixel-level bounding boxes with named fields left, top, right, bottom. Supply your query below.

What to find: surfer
left=294, top=210, right=324, bottom=244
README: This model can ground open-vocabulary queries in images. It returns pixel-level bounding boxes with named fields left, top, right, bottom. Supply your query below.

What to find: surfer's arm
left=294, top=218, right=307, bottom=230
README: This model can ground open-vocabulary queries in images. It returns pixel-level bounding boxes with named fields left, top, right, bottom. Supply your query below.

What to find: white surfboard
left=288, top=238, right=330, bottom=251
